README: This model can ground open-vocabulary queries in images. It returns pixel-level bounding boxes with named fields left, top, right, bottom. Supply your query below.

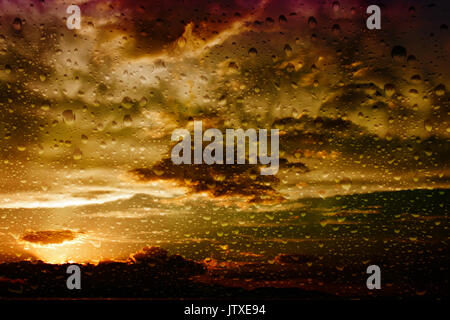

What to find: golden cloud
left=20, top=230, right=80, bottom=245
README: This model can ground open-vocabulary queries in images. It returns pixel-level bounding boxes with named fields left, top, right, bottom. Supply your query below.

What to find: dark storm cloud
left=128, top=159, right=284, bottom=203
left=127, top=140, right=308, bottom=203
left=273, top=115, right=361, bottom=135
left=78, top=0, right=259, bottom=57
left=277, top=113, right=450, bottom=172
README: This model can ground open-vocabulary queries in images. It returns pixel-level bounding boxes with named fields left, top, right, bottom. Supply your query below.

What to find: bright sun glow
left=21, top=236, right=92, bottom=264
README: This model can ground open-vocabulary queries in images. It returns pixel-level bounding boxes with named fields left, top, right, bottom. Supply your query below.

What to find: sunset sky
left=0, top=0, right=448, bottom=265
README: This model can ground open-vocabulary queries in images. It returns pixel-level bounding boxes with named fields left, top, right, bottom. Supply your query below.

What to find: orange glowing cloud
left=20, top=230, right=81, bottom=246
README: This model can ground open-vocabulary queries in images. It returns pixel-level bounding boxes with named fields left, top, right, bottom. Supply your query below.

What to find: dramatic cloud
left=127, top=138, right=308, bottom=203
left=20, top=230, right=80, bottom=245
left=128, top=162, right=283, bottom=203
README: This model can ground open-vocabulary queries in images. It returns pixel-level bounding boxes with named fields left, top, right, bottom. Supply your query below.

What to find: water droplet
left=123, top=114, right=133, bottom=127
left=154, top=59, right=166, bottom=71
left=248, top=47, right=257, bottom=57
left=121, top=96, right=133, bottom=109
left=62, top=110, right=75, bottom=124
left=81, top=134, right=88, bottom=144
left=424, top=120, right=433, bottom=132
left=434, top=84, right=446, bottom=96
left=96, top=122, right=104, bottom=131
left=308, top=16, right=317, bottom=28
left=265, top=17, right=274, bottom=27
left=332, top=1, right=340, bottom=11
left=410, top=74, right=421, bottom=83
left=340, top=178, right=352, bottom=190
left=284, top=44, right=292, bottom=57
left=391, top=46, right=407, bottom=62
left=285, top=63, right=295, bottom=73
left=139, top=97, right=148, bottom=107
left=12, top=18, right=22, bottom=31
left=73, top=148, right=82, bottom=160
left=409, top=88, right=419, bottom=96
left=407, top=55, right=416, bottom=65
left=332, top=24, right=340, bottom=35
left=384, top=83, right=396, bottom=97
left=228, top=61, right=239, bottom=71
